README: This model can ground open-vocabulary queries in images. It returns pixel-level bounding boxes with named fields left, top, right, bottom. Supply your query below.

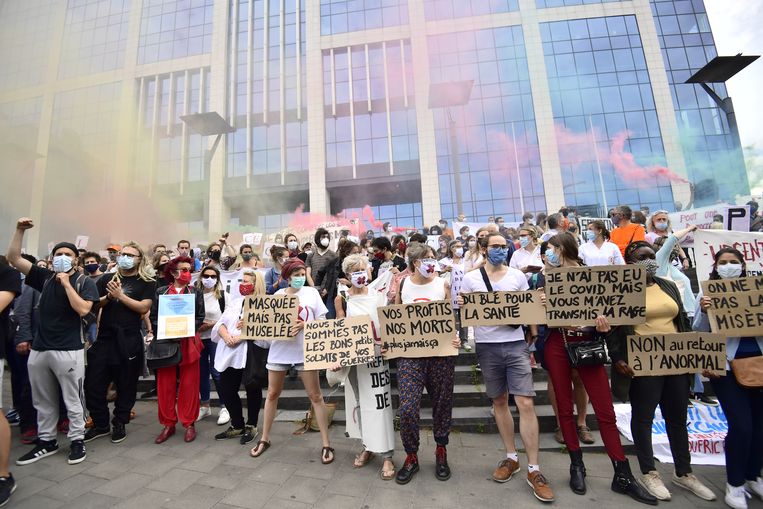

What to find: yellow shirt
left=633, top=284, right=679, bottom=336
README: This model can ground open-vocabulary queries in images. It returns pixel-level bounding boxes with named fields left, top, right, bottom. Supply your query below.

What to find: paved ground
left=5, top=401, right=752, bottom=509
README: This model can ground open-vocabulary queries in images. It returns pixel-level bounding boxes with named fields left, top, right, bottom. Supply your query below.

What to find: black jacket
left=149, top=285, right=205, bottom=338
left=605, top=276, right=691, bottom=402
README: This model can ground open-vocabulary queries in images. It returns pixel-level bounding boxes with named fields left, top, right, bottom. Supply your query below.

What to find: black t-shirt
left=97, top=273, right=156, bottom=332
left=25, top=265, right=99, bottom=351
left=0, top=264, right=22, bottom=359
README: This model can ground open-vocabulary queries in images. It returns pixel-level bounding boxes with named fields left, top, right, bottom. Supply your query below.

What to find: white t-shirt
left=463, top=253, right=483, bottom=272
left=509, top=246, right=542, bottom=279
left=459, top=267, right=528, bottom=343
left=268, top=286, right=328, bottom=366
left=201, top=291, right=229, bottom=339
left=579, top=241, right=625, bottom=267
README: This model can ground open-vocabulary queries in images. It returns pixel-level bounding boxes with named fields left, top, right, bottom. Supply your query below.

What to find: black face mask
left=157, top=263, right=167, bottom=274
left=208, top=250, right=221, bottom=261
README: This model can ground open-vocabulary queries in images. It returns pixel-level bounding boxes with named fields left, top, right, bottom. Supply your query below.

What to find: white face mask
left=455, top=247, right=464, bottom=258
left=287, top=241, right=298, bottom=250
left=201, top=277, right=217, bottom=289
left=468, top=240, right=476, bottom=249
left=320, top=238, right=330, bottom=248
left=349, top=271, right=368, bottom=288
left=717, top=263, right=743, bottom=279
left=417, top=258, right=438, bottom=279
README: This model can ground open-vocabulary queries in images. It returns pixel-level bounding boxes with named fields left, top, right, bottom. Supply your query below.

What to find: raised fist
left=16, top=218, right=34, bottom=230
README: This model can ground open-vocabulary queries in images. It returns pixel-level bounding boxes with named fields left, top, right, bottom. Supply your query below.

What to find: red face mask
left=239, top=283, right=255, bottom=296
left=176, top=271, right=193, bottom=285
left=374, top=251, right=385, bottom=261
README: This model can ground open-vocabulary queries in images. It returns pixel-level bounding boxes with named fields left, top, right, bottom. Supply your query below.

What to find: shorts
left=266, top=362, right=305, bottom=372
left=475, top=341, right=535, bottom=399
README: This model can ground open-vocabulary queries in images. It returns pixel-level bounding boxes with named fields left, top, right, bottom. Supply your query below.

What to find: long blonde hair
left=113, top=241, right=155, bottom=283
left=242, top=268, right=266, bottom=296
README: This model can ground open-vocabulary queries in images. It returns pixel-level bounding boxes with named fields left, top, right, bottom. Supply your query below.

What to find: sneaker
left=5, top=409, right=19, bottom=427
left=672, top=473, right=716, bottom=501
left=640, top=471, right=671, bottom=501
left=475, top=363, right=482, bottom=373
left=527, top=471, right=555, bottom=502
left=240, top=426, right=258, bottom=445
left=16, top=440, right=59, bottom=465
left=20, top=429, right=37, bottom=445
left=462, top=342, right=472, bottom=352
left=553, top=427, right=564, bottom=444
left=696, top=394, right=719, bottom=407
left=197, top=406, right=212, bottom=421
left=84, top=427, right=111, bottom=443
left=217, top=407, right=231, bottom=426
left=747, top=477, right=763, bottom=499
left=57, top=419, right=69, bottom=434
left=395, top=453, right=419, bottom=485
left=725, top=483, right=751, bottom=509
left=68, top=439, right=86, bottom=465
left=111, top=422, right=127, bottom=443
left=434, top=445, right=450, bottom=481
left=215, top=426, right=244, bottom=441
left=0, top=473, right=16, bottom=507
left=492, top=457, right=520, bottom=483
left=577, top=425, right=595, bottom=445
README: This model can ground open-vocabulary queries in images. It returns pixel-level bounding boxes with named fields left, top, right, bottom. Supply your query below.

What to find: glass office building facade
left=0, top=0, right=748, bottom=251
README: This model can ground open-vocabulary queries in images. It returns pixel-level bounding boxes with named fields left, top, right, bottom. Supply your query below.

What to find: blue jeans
left=199, top=339, right=223, bottom=406
left=711, top=370, right=763, bottom=486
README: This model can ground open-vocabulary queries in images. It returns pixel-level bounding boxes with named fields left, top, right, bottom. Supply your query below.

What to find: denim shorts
left=475, top=341, right=535, bottom=399
left=266, top=362, right=305, bottom=372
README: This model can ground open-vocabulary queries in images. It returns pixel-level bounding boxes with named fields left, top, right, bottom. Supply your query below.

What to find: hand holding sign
left=700, top=276, right=763, bottom=336
left=240, top=295, right=299, bottom=340
left=627, top=333, right=726, bottom=376
left=461, top=290, right=546, bottom=327
left=303, top=316, right=376, bottom=370
left=379, top=300, right=457, bottom=359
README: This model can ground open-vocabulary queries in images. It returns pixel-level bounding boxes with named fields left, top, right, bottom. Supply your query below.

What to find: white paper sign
left=668, top=204, right=748, bottom=247
left=615, top=403, right=727, bottom=466
left=157, top=294, right=196, bottom=340
left=694, top=229, right=763, bottom=281
left=75, top=235, right=89, bottom=249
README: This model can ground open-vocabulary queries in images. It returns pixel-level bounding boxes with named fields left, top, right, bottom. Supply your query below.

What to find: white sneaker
left=640, top=471, right=671, bottom=501
left=217, top=407, right=230, bottom=426
left=196, top=406, right=211, bottom=422
left=725, top=483, right=751, bottom=509
left=746, top=477, right=763, bottom=499
left=673, top=473, right=716, bottom=501
left=462, top=342, right=472, bottom=352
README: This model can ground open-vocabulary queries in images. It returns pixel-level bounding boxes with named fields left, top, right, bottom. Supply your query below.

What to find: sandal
left=249, top=440, right=270, bottom=458
left=353, top=450, right=375, bottom=468
left=380, top=459, right=396, bottom=481
left=321, top=446, right=335, bottom=465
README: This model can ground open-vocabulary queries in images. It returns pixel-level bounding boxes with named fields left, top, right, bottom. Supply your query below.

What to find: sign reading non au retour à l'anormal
left=627, top=332, right=726, bottom=376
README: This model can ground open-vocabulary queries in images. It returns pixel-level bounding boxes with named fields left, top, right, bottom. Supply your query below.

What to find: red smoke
left=286, top=204, right=410, bottom=234
left=609, top=131, right=688, bottom=184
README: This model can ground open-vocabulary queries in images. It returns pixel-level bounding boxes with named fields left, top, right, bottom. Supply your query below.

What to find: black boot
left=395, top=453, right=419, bottom=485
left=611, top=460, right=658, bottom=506
left=568, top=450, right=587, bottom=495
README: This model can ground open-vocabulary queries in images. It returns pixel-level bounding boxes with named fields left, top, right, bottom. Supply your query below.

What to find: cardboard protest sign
left=461, top=290, right=546, bottom=326
left=157, top=294, right=196, bottom=339
left=240, top=294, right=299, bottom=340
left=627, top=332, right=726, bottom=376
left=701, top=276, right=763, bottom=336
left=667, top=204, right=748, bottom=247
left=379, top=300, right=458, bottom=359
left=695, top=230, right=763, bottom=281
left=303, top=316, right=376, bottom=370
left=545, top=265, right=646, bottom=326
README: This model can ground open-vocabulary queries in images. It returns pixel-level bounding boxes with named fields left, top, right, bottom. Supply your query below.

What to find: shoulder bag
left=561, top=328, right=608, bottom=368
left=730, top=356, right=763, bottom=388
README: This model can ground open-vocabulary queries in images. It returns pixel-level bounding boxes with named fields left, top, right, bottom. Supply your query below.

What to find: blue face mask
left=519, top=236, right=530, bottom=248
left=654, top=221, right=668, bottom=231
left=545, top=248, right=560, bottom=267
left=52, top=255, right=73, bottom=273
left=585, top=230, right=596, bottom=242
left=290, top=276, right=306, bottom=289
left=117, top=255, right=135, bottom=270
left=487, top=247, right=509, bottom=266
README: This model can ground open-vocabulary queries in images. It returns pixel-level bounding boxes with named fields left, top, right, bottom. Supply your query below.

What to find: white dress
left=341, top=291, right=396, bottom=454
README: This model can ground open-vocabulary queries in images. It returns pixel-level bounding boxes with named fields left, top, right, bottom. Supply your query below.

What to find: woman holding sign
left=250, top=259, right=335, bottom=464
left=603, top=241, right=716, bottom=503
left=334, top=254, right=396, bottom=480
left=211, top=269, right=268, bottom=445
left=393, top=243, right=459, bottom=485
left=149, top=256, right=205, bottom=444
left=541, top=234, right=656, bottom=504
left=693, top=248, right=763, bottom=509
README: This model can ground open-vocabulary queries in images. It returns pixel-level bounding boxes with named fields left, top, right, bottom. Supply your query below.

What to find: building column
left=206, top=0, right=232, bottom=235
left=408, top=0, right=441, bottom=226
left=519, top=0, right=566, bottom=213
left=306, top=1, right=329, bottom=215
left=632, top=0, right=691, bottom=206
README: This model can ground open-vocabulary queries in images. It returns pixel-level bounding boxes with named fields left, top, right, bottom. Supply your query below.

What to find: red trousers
left=156, top=338, right=201, bottom=428
left=545, top=330, right=626, bottom=461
